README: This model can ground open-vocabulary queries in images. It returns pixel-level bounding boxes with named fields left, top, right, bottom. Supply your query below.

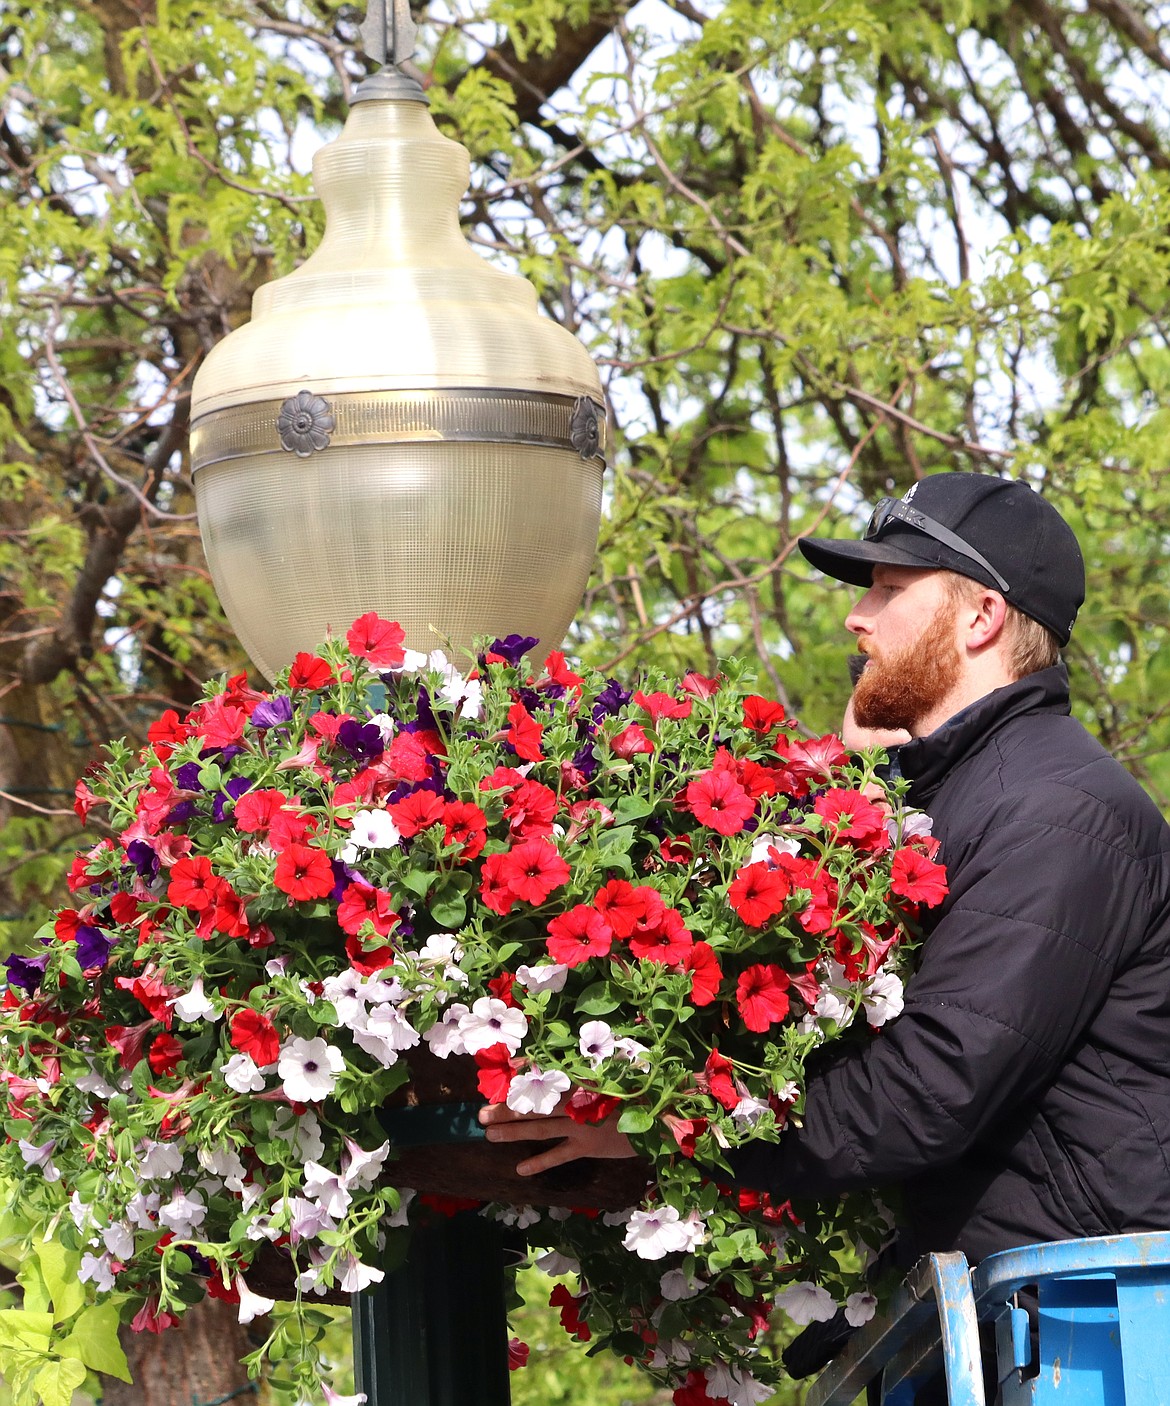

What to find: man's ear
left=964, top=589, right=1009, bottom=652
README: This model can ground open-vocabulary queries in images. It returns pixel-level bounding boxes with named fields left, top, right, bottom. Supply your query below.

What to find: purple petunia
left=4, top=952, right=48, bottom=995
left=213, top=776, right=254, bottom=823
left=593, top=680, right=632, bottom=722
left=75, top=925, right=117, bottom=970
left=489, top=634, right=538, bottom=667
left=126, top=839, right=160, bottom=882
left=175, top=763, right=204, bottom=791
left=251, top=696, right=293, bottom=730
left=336, top=719, right=385, bottom=761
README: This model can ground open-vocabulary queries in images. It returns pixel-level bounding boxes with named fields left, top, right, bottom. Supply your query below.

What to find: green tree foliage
left=3, top=0, right=1170, bottom=1397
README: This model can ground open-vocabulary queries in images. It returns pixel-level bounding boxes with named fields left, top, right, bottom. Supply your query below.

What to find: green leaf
left=613, top=796, right=654, bottom=823
left=33, top=1356, right=87, bottom=1406
left=55, top=1302, right=131, bottom=1381
left=0, top=1310, right=54, bottom=1352
left=574, top=982, right=619, bottom=1016
left=36, top=1242, right=84, bottom=1321
left=617, top=1106, right=654, bottom=1134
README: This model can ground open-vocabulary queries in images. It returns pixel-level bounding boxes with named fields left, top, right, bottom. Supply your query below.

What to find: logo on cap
left=903, top=482, right=918, bottom=503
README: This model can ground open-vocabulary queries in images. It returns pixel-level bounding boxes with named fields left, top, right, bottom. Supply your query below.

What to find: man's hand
left=478, top=1099, right=637, bottom=1177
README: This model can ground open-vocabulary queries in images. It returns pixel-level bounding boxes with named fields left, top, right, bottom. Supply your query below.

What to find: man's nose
left=844, top=590, right=875, bottom=637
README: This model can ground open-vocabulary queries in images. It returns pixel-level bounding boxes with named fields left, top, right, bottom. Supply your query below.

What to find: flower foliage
left=0, top=619, right=946, bottom=1401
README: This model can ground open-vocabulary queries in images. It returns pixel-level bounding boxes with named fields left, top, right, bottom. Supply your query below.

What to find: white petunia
left=303, top=1162, right=352, bottom=1219
left=278, top=1036, right=346, bottom=1103
left=578, top=1020, right=615, bottom=1067
left=506, top=1067, right=570, bottom=1116
left=68, top=1192, right=93, bottom=1231
left=515, top=963, right=569, bottom=994
left=845, top=1290, right=878, bottom=1327
left=321, top=970, right=368, bottom=1028
left=138, top=1140, right=185, bottom=1181
left=171, top=978, right=220, bottom=1023
left=367, top=712, right=396, bottom=744
left=283, top=1195, right=336, bottom=1243
left=342, top=1137, right=391, bottom=1190
left=337, top=1253, right=385, bottom=1294
left=749, top=832, right=802, bottom=865
left=79, top=1251, right=115, bottom=1293
left=348, top=808, right=402, bottom=850
left=126, top=1192, right=160, bottom=1230
left=76, top=1065, right=118, bottom=1098
left=271, top=1107, right=326, bottom=1164
left=775, top=1280, right=838, bottom=1326
left=458, top=997, right=528, bottom=1055
left=102, top=1222, right=135, bottom=1259
left=424, top=1003, right=469, bottom=1058
left=613, top=1037, right=651, bottom=1070
left=705, top=1362, right=775, bottom=1406
left=622, top=1205, right=695, bottom=1260
left=18, top=1138, right=60, bottom=1181
left=235, top=1275, right=276, bottom=1325
left=197, top=1145, right=247, bottom=1189
left=351, top=1005, right=419, bottom=1068
left=730, top=1096, right=771, bottom=1129
left=862, top=970, right=905, bottom=1028
left=158, top=1188, right=206, bottom=1237
left=534, top=1249, right=579, bottom=1276
left=384, top=1187, right=416, bottom=1228
left=221, top=1052, right=267, bottom=1094
left=321, top=1387, right=369, bottom=1406
left=419, top=933, right=464, bottom=966
left=659, top=1267, right=706, bottom=1301
left=492, top=1203, right=542, bottom=1229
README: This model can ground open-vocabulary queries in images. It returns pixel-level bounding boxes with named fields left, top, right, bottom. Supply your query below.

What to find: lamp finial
left=353, top=0, right=427, bottom=103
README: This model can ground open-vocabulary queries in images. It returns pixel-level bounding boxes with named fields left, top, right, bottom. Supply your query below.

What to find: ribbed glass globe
left=190, top=98, right=606, bottom=680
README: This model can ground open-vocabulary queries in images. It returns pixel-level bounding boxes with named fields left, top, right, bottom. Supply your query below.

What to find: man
left=482, top=474, right=1170, bottom=1344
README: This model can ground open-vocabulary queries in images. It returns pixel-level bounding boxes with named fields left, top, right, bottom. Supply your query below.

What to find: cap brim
left=798, top=534, right=948, bottom=587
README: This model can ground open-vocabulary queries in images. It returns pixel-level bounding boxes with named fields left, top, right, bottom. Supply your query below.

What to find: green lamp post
left=188, top=3, right=608, bottom=1400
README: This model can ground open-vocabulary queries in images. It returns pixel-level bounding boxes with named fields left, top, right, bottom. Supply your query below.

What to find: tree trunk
left=102, top=1298, right=258, bottom=1406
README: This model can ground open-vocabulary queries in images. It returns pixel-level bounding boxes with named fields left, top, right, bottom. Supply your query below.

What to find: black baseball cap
left=798, top=473, right=1085, bottom=645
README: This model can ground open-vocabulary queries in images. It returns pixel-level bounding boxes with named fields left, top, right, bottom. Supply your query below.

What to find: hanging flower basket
left=0, top=618, right=946, bottom=1404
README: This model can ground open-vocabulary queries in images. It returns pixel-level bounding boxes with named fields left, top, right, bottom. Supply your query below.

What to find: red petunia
left=685, top=769, right=755, bottom=836
left=55, top=909, right=83, bottom=943
left=233, top=789, right=291, bottom=837
left=660, top=835, right=695, bottom=864
left=778, top=853, right=840, bottom=934
left=147, top=709, right=191, bottom=760
left=273, top=842, right=335, bottom=902
left=633, top=690, right=693, bottom=722
left=814, top=788, right=888, bottom=848
left=565, top=1088, right=623, bottom=1125
left=168, top=856, right=218, bottom=912
left=388, top=789, right=445, bottom=838
left=682, top=941, right=723, bottom=1006
left=479, top=853, right=516, bottom=916
left=508, top=1339, right=530, bottom=1371
left=890, top=848, right=949, bottom=907
left=442, top=800, right=488, bottom=861
left=680, top=671, right=723, bottom=700
left=337, top=883, right=399, bottom=937
left=288, top=652, right=335, bottom=691
left=479, top=766, right=528, bottom=792
left=230, top=1008, right=280, bottom=1067
left=742, top=695, right=787, bottom=733
left=345, top=932, right=397, bottom=976
left=736, top=964, right=792, bottom=1032
left=546, top=905, right=613, bottom=966
left=787, top=732, right=849, bottom=782
left=704, top=1049, right=739, bottom=1111
left=487, top=971, right=520, bottom=1007
left=506, top=700, right=544, bottom=763
left=628, top=905, right=693, bottom=963
left=387, top=729, right=440, bottom=782
left=267, top=807, right=318, bottom=853
left=663, top=1112, right=708, bottom=1157
left=549, top=1283, right=591, bottom=1342
left=728, top=862, right=791, bottom=927
left=502, top=780, right=558, bottom=838
left=148, top=1033, right=185, bottom=1076
left=499, top=838, right=570, bottom=905
left=105, top=1022, right=152, bottom=1070
left=610, top=724, right=654, bottom=759
left=73, top=779, right=104, bottom=822
left=346, top=612, right=406, bottom=668
left=474, top=1043, right=515, bottom=1103
left=109, top=892, right=143, bottom=927
left=191, top=694, right=248, bottom=750
left=593, top=879, right=653, bottom=939
left=542, top=651, right=584, bottom=690
left=673, top=1370, right=730, bottom=1406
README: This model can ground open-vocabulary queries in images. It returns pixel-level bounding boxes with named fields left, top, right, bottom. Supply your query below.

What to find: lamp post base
left=352, top=1212, right=512, bottom=1406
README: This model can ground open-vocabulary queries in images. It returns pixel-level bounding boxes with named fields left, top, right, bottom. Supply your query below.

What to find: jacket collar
left=896, top=663, right=1072, bottom=805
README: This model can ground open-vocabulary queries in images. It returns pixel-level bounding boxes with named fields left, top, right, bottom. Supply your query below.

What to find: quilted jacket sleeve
left=727, top=796, right=1153, bottom=1199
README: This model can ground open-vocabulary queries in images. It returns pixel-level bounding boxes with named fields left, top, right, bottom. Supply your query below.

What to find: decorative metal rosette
left=277, top=390, right=336, bottom=457
left=569, top=395, right=602, bottom=461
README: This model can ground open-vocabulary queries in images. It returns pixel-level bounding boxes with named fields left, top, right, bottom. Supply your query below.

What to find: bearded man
left=482, top=473, right=1170, bottom=1387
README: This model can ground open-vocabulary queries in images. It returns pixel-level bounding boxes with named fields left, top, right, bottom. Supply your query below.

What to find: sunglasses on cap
left=864, top=497, right=1011, bottom=594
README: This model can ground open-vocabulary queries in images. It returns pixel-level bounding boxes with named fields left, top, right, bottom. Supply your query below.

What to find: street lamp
left=189, top=0, right=607, bottom=681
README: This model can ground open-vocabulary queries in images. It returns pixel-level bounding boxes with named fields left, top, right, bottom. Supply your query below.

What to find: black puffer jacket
left=729, top=664, right=1170, bottom=1264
